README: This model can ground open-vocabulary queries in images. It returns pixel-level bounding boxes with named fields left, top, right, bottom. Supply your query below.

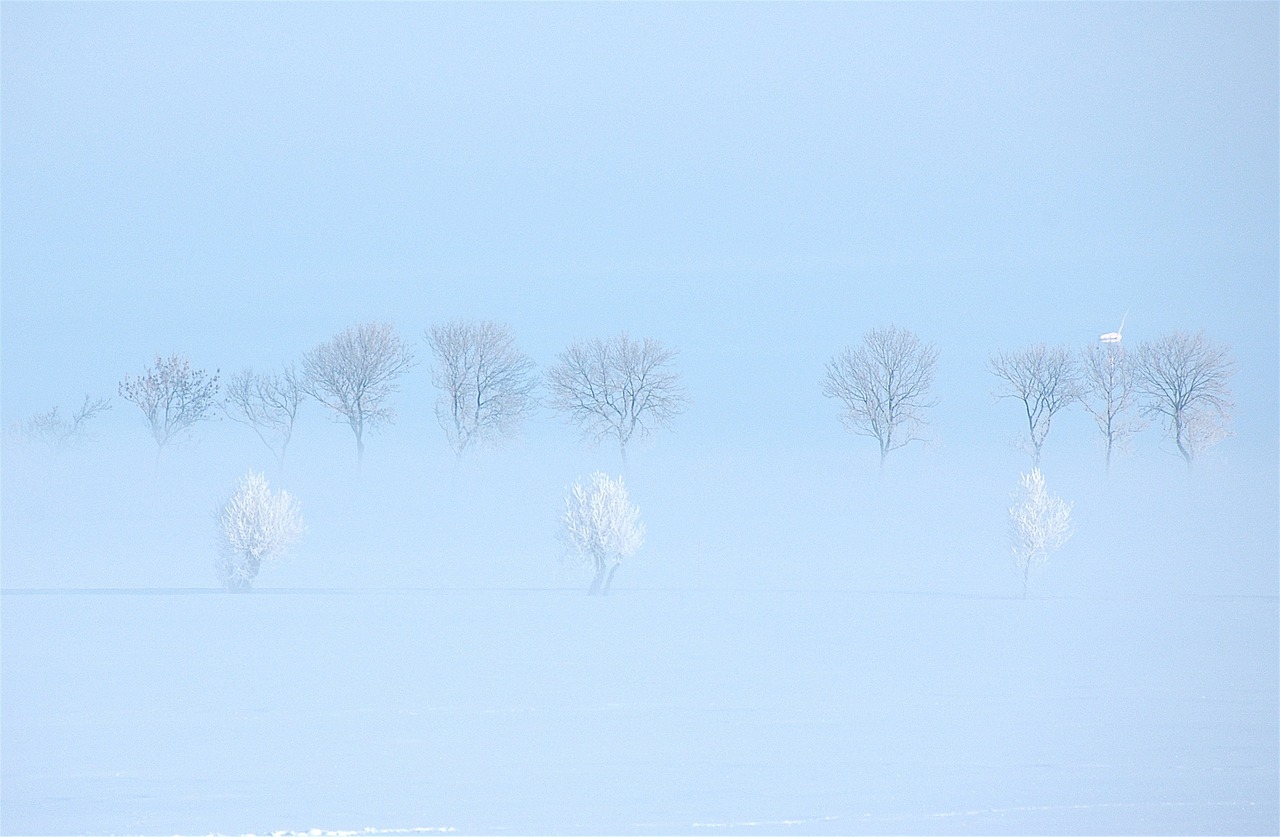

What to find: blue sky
left=3, top=2, right=1276, bottom=456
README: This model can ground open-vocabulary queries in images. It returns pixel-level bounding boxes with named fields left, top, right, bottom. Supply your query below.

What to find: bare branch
left=425, top=320, right=538, bottom=458
left=224, top=365, right=306, bottom=469
left=300, top=322, right=415, bottom=469
left=822, top=325, right=938, bottom=469
left=9, top=395, right=112, bottom=454
left=546, top=333, right=688, bottom=459
left=1133, top=331, right=1234, bottom=466
left=988, top=344, right=1080, bottom=466
left=1079, top=343, right=1145, bottom=474
left=118, top=354, right=220, bottom=461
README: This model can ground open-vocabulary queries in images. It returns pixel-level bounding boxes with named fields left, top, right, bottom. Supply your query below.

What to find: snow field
left=2, top=586, right=1275, bottom=835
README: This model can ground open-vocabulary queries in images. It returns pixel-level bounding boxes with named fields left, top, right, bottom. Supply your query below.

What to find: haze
left=2, top=4, right=1276, bottom=836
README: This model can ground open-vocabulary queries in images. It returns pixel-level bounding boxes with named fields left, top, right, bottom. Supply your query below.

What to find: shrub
left=215, top=470, right=304, bottom=591
left=560, top=471, right=644, bottom=595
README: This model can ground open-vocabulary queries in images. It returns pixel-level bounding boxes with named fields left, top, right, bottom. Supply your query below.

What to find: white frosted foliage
left=560, top=471, right=645, bottom=595
left=1008, top=467, right=1073, bottom=596
left=215, top=470, right=305, bottom=591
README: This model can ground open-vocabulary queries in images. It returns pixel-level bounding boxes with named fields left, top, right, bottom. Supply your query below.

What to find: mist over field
left=2, top=3, right=1276, bottom=836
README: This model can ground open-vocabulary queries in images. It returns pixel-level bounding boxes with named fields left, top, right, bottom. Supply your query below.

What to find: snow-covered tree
left=119, top=353, right=221, bottom=464
left=1008, top=467, right=1073, bottom=597
left=215, top=470, right=304, bottom=591
left=559, top=471, right=645, bottom=595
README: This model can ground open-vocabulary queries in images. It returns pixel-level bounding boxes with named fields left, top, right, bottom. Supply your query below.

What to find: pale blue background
left=2, top=4, right=1277, bottom=836
left=3, top=3, right=1276, bottom=447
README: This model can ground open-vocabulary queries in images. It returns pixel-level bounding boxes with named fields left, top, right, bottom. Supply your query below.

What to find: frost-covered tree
left=1080, top=343, right=1144, bottom=474
left=547, top=333, right=687, bottom=463
left=822, top=325, right=939, bottom=470
left=988, top=344, right=1080, bottom=466
left=10, top=395, right=111, bottom=454
left=1008, top=467, right=1073, bottom=597
left=301, top=321, right=415, bottom=470
left=1133, top=331, right=1234, bottom=467
left=215, top=470, right=305, bottom=591
left=224, top=365, right=306, bottom=469
left=425, top=320, right=538, bottom=460
left=119, top=353, right=221, bottom=464
left=560, top=471, right=645, bottom=595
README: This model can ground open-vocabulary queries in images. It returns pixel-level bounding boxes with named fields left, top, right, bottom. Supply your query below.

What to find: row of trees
left=213, top=463, right=646, bottom=595
left=102, top=322, right=688, bottom=470
left=990, top=333, right=1233, bottom=469
left=211, top=452, right=1074, bottom=598
left=211, top=454, right=1074, bottom=597
left=823, top=326, right=1235, bottom=470
left=10, top=321, right=1235, bottom=472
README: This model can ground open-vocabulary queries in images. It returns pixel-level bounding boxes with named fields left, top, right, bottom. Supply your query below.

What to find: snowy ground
left=3, top=585, right=1275, bottom=836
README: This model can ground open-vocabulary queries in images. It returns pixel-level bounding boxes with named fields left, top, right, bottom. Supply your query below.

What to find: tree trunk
left=224, top=556, right=259, bottom=592
left=601, top=563, right=620, bottom=595
left=588, top=553, right=606, bottom=595
left=1174, top=412, right=1193, bottom=467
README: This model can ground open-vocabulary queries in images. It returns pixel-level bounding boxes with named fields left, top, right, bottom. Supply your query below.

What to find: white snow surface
left=2, top=584, right=1275, bottom=835
left=2, top=435, right=1277, bottom=836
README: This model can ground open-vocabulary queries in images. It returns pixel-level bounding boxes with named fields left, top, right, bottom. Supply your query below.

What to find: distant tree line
left=826, top=326, right=1233, bottom=471
left=7, top=321, right=1235, bottom=473
left=101, top=322, right=689, bottom=470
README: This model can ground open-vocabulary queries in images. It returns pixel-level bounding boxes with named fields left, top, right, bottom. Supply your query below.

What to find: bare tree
left=1080, top=343, right=1145, bottom=474
left=425, top=320, right=538, bottom=461
left=1133, top=330, right=1234, bottom=466
left=10, top=395, right=111, bottom=454
left=559, top=471, right=645, bottom=595
left=988, top=344, right=1080, bottom=466
left=301, top=322, right=415, bottom=470
left=224, top=366, right=306, bottom=470
left=822, top=325, right=939, bottom=470
left=119, top=353, right=221, bottom=464
left=1008, top=467, right=1073, bottom=598
left=1178, top=407, right=1233, bottom=463
left=547, top=333, right=688, bottom=462
left=215, top=470, right=305, bottom=591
